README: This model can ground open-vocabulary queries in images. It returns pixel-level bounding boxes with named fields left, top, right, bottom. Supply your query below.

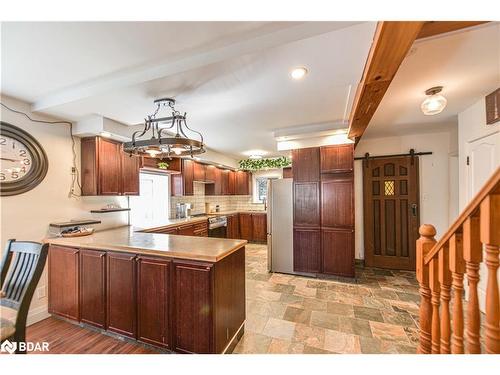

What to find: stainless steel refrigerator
left=267, top=178, right=294, bottom=274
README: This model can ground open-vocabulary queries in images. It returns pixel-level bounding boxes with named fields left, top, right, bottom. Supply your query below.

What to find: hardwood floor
left=25, top=317, right=160, bottom=354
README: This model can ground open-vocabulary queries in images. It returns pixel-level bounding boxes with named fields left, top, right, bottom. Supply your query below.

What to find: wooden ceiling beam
left=348, top=21, right=424, bottom=144
left=416, top=21, right=489, bottom=40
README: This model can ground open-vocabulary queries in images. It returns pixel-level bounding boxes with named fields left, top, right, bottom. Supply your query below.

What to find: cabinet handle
left=411, top=204, right=418, bottom=217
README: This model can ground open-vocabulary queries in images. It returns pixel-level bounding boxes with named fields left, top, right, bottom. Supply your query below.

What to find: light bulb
left=172, top=147, right=184, bottom=155
left=290, top=67, right=308, bottom=80
left=421, top=87, right=447, bottom=115
left=145, top=149, right=161, bottom=157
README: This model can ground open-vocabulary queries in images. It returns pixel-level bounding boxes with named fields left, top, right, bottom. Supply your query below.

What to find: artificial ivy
left=238, top=156, right=291, bottom=171
left=157, top=161, right=169, bottom=170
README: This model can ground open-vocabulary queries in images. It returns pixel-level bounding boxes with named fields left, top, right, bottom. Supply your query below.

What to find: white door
left=466, top=130, right=500, bottom=311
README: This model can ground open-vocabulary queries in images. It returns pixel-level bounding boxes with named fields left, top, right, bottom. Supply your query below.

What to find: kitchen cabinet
left=292, top=144, right=354, bottom=277
left=193, top=221, right=208, bottom=237
left=48, top=246, right=79, bottom=321
left=178, top=224, right=195, bottom=236
left=141, top=157, right=181, bottom=173
left=282, top=167, right=293, bottom=178
left=292, top=147, right=320, bottom=183
left=205, top=167, right=222, bottom=196
left=221, top=170, right=230, bottom=195
left=228, top=171, right=236, bottom=195
left=251, top=213, right=267, bottom=243
left=193, top=161, right=206, bottom=182
left=236, top=171, right=251, bottom=195
left=79, top=249, right=106, bottom=328
left=137, top=256, right=171, bottom=348
left=293, top=229, right=321, bottom=273
left=81, top=136, right=140, bottom=196
left=48, top=242, right=245, bottom=353
left=173, top=261, right=213, bottom=353
left=322, top=229, right=354, bottom=277
left=239, top=213, right=253, bottom=241
left=320, top=144, right=353, bottom=173
left=226, top=214, right=240, bottom=239
left=107, top=252, right=137, bottom=338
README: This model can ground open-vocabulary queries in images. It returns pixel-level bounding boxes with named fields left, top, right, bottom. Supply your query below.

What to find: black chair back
left=1, top=239, right=49, bottom=313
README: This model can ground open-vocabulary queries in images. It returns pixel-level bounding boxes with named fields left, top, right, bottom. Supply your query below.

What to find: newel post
left=416, top=224, right=436, bottom=354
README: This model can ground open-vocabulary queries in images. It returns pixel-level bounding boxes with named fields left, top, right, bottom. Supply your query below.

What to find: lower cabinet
left=226, top=214, right=240, bottom=239
left=48, top=246, right=79, bottom=321
left=137, top=256, right=171, bottom=348
left=293, top=228, right=321, bottom=273
left=178, top=224, right=195, bottom=236
left=251, top=213, right=267, bottom=243
left=173, top=261, right=213, bottom=353
left=322, top=229, right=355, bottom=277
left=239, top=213, right=253, bottom=241
left=80, top=249, right=106, bottom=328
left=48, top=245, right=245, bottom=353
left=107, top=252, right=137, bottom=338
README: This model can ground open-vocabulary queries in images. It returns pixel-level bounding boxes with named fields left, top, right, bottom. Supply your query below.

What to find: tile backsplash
left=170, top=182, right=265, bottom=217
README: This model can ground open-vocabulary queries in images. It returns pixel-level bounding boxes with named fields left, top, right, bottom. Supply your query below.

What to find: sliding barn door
left=363, top=156, right=419, bottom=270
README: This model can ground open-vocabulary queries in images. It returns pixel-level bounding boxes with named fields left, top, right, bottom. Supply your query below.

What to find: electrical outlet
left=37, top=286, right=46, bottom=299
left=71, top=167, right=76, bottom=173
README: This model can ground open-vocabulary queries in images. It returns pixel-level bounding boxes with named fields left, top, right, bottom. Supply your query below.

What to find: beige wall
left=0, top=95, right=129, bottom=324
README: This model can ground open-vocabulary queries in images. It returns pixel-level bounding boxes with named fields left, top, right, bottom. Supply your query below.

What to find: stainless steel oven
left=208, top=216, right=227, bottom=238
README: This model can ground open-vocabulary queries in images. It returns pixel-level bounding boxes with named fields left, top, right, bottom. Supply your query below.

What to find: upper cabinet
left=292, top=147, right=320, bottom=182
left=81, top=136, right=140, bottom=196
left=235, top=170, right=251, bottom=195
left=320, top=144, right=354, bottom=173
left=193, top=161, right=206, bottom=182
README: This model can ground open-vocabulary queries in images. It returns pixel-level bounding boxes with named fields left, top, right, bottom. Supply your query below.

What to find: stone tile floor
left=233, top=244, right=420, bottom=354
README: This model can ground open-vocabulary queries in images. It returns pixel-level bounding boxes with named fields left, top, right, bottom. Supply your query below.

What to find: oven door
left=208, top=225, right=227, bottom=238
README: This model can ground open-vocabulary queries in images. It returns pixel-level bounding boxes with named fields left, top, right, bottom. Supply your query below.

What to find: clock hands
left=0, top=157, right=22, bottom=162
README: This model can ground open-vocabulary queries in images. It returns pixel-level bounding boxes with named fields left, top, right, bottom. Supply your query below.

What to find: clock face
left=0, top=135, right=34, bottom=182
left=0, top=121, right=48, bottom=196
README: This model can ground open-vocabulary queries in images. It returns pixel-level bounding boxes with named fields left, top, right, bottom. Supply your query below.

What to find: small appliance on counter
left=49, top=219, right=101, bottom=237
left=175, top=203, right=193, bottom=218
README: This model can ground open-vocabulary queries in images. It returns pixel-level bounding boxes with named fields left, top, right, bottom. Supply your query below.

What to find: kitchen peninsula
left=44, top=226, right=247, bottom=354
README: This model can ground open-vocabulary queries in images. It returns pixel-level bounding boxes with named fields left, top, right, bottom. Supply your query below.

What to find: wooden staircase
left=416, top=167, right=500, bottom=354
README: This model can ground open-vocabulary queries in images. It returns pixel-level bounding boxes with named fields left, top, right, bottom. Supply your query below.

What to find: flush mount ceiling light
left=124, top=98, right=205, bottom=158
left=290, top=67, right=308, bottom=80
left=421, top=86, right=447, bottom=116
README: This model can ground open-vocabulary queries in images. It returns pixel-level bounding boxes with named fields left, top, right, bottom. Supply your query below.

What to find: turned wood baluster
left=480, top=195, right=500, bottom=354
left=463, top=215, right=482, bottom=353
left=449, top=233, right=465, bottom=354
left=438, top=243, right=452, bottom=354
left=429, top=254, right=441, bottom=353
left=416, top=224, right=436, bottom=354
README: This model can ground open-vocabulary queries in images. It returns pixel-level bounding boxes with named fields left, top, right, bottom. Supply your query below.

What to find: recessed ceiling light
left=421, top=86, right=447, bottom=115
left=290, top=67, right=308, bottom=80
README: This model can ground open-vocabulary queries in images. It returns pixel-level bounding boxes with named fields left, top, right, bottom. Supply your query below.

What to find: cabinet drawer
left=194, top=221, right=208, bottom=231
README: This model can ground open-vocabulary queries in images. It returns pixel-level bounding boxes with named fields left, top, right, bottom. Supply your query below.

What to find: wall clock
left=0, top=121, right=48, bottom=196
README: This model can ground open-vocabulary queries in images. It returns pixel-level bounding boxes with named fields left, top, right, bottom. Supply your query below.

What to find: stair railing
left=416, top=166, right=500, bottom=354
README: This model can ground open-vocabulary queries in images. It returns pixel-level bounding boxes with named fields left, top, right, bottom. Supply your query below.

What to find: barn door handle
left=411, top=204, right=418, bottom=217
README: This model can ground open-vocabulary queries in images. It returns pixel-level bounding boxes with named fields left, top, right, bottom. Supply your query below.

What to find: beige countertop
left=44, top=226, right=247, bottom=262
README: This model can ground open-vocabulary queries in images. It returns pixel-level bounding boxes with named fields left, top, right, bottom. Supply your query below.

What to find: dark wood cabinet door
left=79, top=249, right=106, bottom=328
left=251, top=213, right=267, bottom=243
left=293, top=229, right=321, bottom=273
left=228, top=171, right=236, bottom=195
left=321, top=177, right=354, bottom=228
left=178, top=224, right=195, bottom=236
left=193, top=161, right=206, bottom=182
left=214, top=168, right=222, bottom=195
left=121, top=150, right=140, bottom=195
left=137, top=256, right=171, bottom=348
left=48, top=246, right=79, bottom=321
left=293, top=182, right=320, bottom=227
left=107, top=252, right=137, bottom=338
left=239, top=213, right=253, bottom=241
left=227, top=214, right=240, bottom=239
left=221, top=170, right=230, bottom=195
left=322, top=229, right=354, bottom=277
left=97, top=138, right=122, bottom=195
left=282, top=167, right=293, bottom=178
left=171, top=174, right=184, bottom=196
left=183, top=159, right=194, bottom=196
left=205, top=165, right=216, bottom=182
left=173, top=261, right=213, bottom=354
left=236, top=171, right=251, bottom=195
left=292, top=147, right=320, bottom=182
left=320, top=144, right=354, bottom=173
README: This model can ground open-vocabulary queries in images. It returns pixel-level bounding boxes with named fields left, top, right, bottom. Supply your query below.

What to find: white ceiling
left=365, top=22, right=500, bottom=138
left=1, top=21, right=375, bottom=159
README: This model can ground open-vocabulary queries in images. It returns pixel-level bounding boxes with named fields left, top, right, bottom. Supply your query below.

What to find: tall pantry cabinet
left=292, top=144, right=355, bottom=277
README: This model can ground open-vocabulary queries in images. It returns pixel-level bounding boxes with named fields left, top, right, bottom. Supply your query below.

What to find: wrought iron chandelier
left=124, top=98, right=205, bottom=158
